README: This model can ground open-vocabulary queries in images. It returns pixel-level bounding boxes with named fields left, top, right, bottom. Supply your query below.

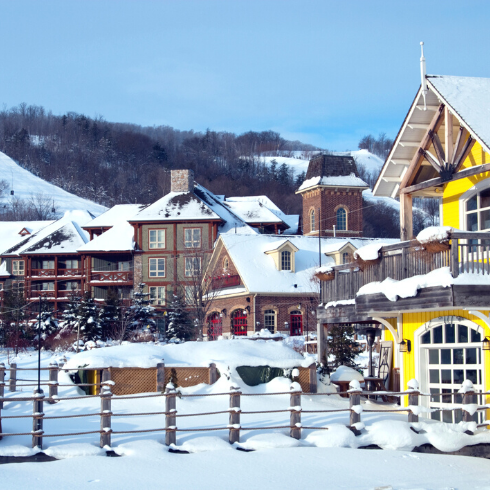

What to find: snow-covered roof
left=298, top=173, right=368, bottom=191
left=0, top=151, right=107, bottom=217
left=84, top=204, right=145, bottom=228
left=223, top=200, right=284, bottom=224
left=0, top=220, right=55, bottom=255
left=78, top=221, right=135, bottom=252
left=217, top=234, right=396, bottom=294
left=374, top=75, right=490, bottom=199
left=3, top=211, right=91, bottom=256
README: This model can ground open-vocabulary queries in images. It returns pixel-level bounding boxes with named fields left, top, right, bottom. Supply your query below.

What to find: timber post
left=209, top=363, right=218, bottom=384
left=228, top=385, right=241, bottom=444
left=348, top=380, right=362, bottom=429
left=9, top=362, right=16, bottom=392
left=0, top=362, right=5, bottom=409
left=100, top=383, right=113, bottom=448
left=48, top=361, right=58, bottom=403
left=32, top=388, right=45, bottom=449
left=165, top=384, right=177, bottom=446
left=308, top=363, right=317, bottom=393
left=157, top=361, right=165, bottom=392
left=451, top=235, right=459, bottom=278
left=289, top=384, right=302, bottom=440
left=462, top=380, right=476, bottom=424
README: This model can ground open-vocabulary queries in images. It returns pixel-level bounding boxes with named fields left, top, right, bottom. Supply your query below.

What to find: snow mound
left=353, top=242, right=387, bottom=261
left=237, top=433, right=301, bottom=450
left=330, top=366, right=364, bottom=383
left=305, top=424, right=357, bottom=448
left=417, top=226, right=455, bottom=243
left=43, top=443, right=106, bottom=459
left=177, top=437, right=233, bottom=453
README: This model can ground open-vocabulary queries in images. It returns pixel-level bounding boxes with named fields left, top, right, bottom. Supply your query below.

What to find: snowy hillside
left=0, top=151, right=107, bottom=217
left=258, top=149, right=384, bottom=177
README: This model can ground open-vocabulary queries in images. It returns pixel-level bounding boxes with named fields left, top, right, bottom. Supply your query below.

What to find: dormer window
left=336, top=208, right=347, bottom=231
left=281, top=251, right=291, bottom=271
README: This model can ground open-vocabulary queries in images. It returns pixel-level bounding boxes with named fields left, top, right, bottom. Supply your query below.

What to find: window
left=64, top=259, right=78, bottom=269
left=336, top=208, right=347, bottom=231
left=149, top=229, right=166, bottom=249
left=223, top=257, right=229, bottom=271
left=185, top=228, right=201, bottom=248
left=309, top=209, right=316, bottom=232
left=149, top=258, right=165, bottom=277
left=465, top=188, right=490, bottom=232
left=12, top=260, right=25, bottom=276
left=42, top=260, right=55, bottom=269
left=185, top=257, right=201, bottom=277
left=150, top=286, right=165, bottom=306
left=12, top=281, right=24, bottom=292
left=41, top=282, right=55, bottom=291
left=59, top=281, right=79, bottom=291
left=281, top=250, right=291, bottom=271
left=264, top=309, right=276, bottom=333
left=342, top=252, right=350, bottom=264
left=118, top=261, right=130, bottom=271
left=185, top=285, right=196, bottom=305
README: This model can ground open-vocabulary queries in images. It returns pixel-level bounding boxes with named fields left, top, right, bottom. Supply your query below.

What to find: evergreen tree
left=78, top=292, right=101, bottom=342
left=167, top=293, right=194, bottom=342
left=120, top=283, right=156, bottom=340
left=1, top=289, right=27, bottom=353
left=60, top=292, right=81, bottom=334
left=98, top=288, right=120, bottom=340
left=326, top=324, right=363, bottom=370
left=35, top=302, right=58, bottom=345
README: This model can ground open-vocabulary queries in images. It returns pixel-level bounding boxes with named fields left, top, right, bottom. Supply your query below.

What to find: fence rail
left=0, top=369, right=488, bottom=451
left=322, top=232, right=490, bottom=303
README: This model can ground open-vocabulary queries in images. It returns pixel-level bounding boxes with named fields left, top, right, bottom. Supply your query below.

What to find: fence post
left=9, top=362, right=16, bottom=392
left=209, top=363, right=218, bottom=385
left=100, top=379, right=113, bottom=448
left=0, top=362, right=5, bottom=409
left=157, top=361, right=165, bottom=392
left=165, top=384, right=177, bottom=446
left=348, top=380, right=362, bottom=430
left=451, top=235, right=459, bottom=278
left=228, top=385, right=241, bottom=444
left=462, top=380, right=477, bottom=424
left=407, top=379, right=420, bottom=423
left=32, top=388, right=45, bottom=449
left=308, top=363, right=317, bottom=393
left=290, top=383, right=302, bottom=440
left=48, top=361, right=58, bottom=403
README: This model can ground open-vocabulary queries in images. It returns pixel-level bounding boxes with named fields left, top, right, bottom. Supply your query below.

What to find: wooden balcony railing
left=30, top=268, right=82, bottom=277
left=90, top=271, right=133, bottom=283
left=210, top=274, right=241, bottom=290
left=321, top=232, right=490, bottom=304
left=31, top=269, right=55, bottom=277
left=29, top=291, right=56, bottom=298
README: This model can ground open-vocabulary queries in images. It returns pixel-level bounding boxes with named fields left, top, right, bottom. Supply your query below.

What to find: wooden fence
left=322, top=232, right=490, bottom=303
left=1, top=365, right=488, bottom=451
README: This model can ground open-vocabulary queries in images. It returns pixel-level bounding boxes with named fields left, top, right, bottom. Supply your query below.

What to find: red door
left=207, top=313, right=222, bottom=341
left=290, top=311, right=303, bottom=336
left=231, top=310, right=248, bottom=336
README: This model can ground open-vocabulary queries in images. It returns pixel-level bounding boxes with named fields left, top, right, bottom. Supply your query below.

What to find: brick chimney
left=171, top=169, right=194, bottom=193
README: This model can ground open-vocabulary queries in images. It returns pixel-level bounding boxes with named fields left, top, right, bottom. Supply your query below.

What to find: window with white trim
left=185, top=257, right=201, bottom=277
left=185, top=228, right=201, bottom=248
left=150, top=286, right=165, bottom=306
left=149, top=229, right=166, bottom=249
left=281, top=250, right=291, bottom=271
left=12, top=260, right=25, bottom=276
left=465, top=187, right=490, bottom=232
left=264, top=309, right=276, bottom=333
left=149, top=258, right=165, bottom=277
left=336, top=208, right=347, bottom=231
left=342, top=252, right=350, bottom=264
left=309, top=209, right=315, bottom=232
left=184, top=285, right=196, bottom=305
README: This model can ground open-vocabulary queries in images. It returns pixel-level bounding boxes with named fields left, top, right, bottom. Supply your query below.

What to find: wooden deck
left=319, top=232, right=490, bottom=322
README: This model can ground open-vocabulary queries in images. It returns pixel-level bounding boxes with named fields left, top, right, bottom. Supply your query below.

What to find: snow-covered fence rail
left=0, top=377, right=489, bottom=451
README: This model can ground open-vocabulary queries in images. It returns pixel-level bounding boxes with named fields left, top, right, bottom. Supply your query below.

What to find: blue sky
left=1, top=0, right=490, bottom=151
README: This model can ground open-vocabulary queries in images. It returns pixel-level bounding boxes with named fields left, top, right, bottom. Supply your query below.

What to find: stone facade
left=171, top=169, right=194, bottom=192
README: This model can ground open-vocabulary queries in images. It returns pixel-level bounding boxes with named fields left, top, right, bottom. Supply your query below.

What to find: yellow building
left=318, top=73, right=490, bottom=424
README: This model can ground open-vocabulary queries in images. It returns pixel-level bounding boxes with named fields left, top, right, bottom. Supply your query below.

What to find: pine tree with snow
left=78, top=292, right=102, bottom=341
left=98, top=288, right=120, bottom=340
left=127, top=283, right=156, bottom=333
left=60, top=292, right=81, bottom=334
left=326, top=324, right=363, bottom=370
left=35, top=302, right=58, bottom=339
left=167, top=292, right=194, bottom=342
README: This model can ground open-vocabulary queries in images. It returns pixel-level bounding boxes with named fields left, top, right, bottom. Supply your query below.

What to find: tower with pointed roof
left=296, top=154, right=368, bottom=237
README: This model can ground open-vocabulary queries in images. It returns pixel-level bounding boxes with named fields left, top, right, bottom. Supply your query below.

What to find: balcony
left=30, top=268, right=82, bottom=278
left=210, top=274, right=241, bottom=290
left=90, top=271, right=133, bottom=284
left=320, top=232, right=490, bottom=321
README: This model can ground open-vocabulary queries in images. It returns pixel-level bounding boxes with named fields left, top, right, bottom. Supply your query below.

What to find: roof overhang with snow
left=374, top=75, right=490, bottom=199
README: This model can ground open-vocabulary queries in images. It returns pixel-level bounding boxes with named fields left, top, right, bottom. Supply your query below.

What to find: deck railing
left=90, top=271, right=133, bottom=283
left=321, top=232, right=490, bottom=304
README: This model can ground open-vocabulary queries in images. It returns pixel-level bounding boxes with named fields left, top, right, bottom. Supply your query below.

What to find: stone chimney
left=171, top=169, right=194, bottom=193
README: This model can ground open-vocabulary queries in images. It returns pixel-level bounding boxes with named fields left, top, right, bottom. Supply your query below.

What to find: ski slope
left=0, top=151, right=107, bottom=217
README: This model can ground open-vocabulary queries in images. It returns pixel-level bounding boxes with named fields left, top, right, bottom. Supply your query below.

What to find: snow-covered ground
left=0, top=151, right=107, bottom=216
left=2, top=343, right=490, bottom=489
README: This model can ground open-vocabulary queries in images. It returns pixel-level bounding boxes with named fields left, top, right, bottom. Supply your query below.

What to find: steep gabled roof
left=0, top=220, right=55, bottom=255
left=83, top=204, right=145, bottom=229
left=78, top=221, right=135, bottom=252
left=374, top=75, right=490, bottom=198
